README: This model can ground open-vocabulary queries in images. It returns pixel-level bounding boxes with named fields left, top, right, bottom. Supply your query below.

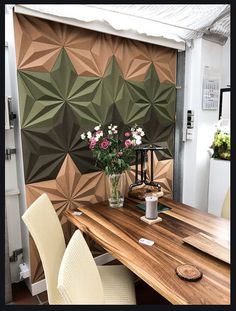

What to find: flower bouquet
left=81, top=124, right=145, bottom=207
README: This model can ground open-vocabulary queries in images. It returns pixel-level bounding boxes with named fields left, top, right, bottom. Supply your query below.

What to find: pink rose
left=125, top=139, right=132, bottom=148
left=117, top=151, right=123, bottom=157
left=100, top=139, right=110, bottom=150
left=124, top=132, right=130, bottom=137
left=89, top=137, right=97, bottom=149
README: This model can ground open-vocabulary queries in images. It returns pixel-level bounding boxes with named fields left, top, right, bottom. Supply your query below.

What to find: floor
left=11, top=281, right=48, bottom=305
left=11, top=279, right=170, bottom=305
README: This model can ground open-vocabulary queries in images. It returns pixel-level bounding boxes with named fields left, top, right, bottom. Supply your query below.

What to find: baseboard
left=94, top=252, right=115, bottom=265
left=31, top=279, right=47, bottom=296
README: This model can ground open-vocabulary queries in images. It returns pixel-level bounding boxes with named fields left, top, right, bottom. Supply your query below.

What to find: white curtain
left=13, top=4, right=230, bottom=50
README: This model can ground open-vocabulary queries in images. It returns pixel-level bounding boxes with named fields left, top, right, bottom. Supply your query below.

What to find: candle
left=145, top=195, right=158, bottom=219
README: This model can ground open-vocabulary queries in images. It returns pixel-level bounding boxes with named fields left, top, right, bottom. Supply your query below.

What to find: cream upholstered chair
left=58, top=229, right=136, bottom=304
left=221, top=188, right=230, bottom=220
left=22, top=193, right=66, bottom=304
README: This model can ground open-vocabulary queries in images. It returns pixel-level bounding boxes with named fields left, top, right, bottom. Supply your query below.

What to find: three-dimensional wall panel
left=14, top=12, right=177, bottom=283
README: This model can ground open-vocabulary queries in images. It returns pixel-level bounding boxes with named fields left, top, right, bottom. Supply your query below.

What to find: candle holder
left=128, top=145, right=165, bottom=200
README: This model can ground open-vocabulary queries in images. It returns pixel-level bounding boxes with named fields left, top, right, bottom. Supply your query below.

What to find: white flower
left=113, top=130, right=118, bottom=134
left=108, top=130, right=112, bottom=135
left=113, top=125, right=118, bottom=129
left=94, top=136, right=99, bottom=142
left=94, top=124, right=101, bottom=131
left=136, top=127, right=145, bottom=136
left=132, top=132, right=139, bottom=140
left=136, top=138, right=142, bottom=145
left=87, top=131, right=92, bottom=139
left=95, top=131, right=103, bottom=139
left=108, top=124, right=112, bottom=129
left=81, top=133, right=86, bottom=140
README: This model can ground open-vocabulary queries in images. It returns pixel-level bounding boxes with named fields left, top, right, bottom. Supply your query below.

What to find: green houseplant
left=210, top=130, right=230, bottom=160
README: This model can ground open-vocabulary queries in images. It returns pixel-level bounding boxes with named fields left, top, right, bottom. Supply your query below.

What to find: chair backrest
left=22, top=193, right=66, bottom=304
left=57, top=229, right=105, bottom=304
left=221, top=188, right=230, bottom=220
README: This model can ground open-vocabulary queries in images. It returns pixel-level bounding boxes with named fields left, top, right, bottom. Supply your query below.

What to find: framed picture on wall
left=219, top=88, right=230, bottom=120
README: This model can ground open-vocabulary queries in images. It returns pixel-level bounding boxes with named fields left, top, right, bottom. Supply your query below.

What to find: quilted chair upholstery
left=22, top=193, right=66, bottom=304
left=58, top=229, right=136, bottom=304
left=221, top=188, right=230, bottom=220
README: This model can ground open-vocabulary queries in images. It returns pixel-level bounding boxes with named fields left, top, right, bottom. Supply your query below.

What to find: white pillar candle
left=145, top=195, right=158, bottom=219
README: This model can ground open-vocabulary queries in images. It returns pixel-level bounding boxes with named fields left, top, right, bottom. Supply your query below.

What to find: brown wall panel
left=14, top=13, right=176, bottom=83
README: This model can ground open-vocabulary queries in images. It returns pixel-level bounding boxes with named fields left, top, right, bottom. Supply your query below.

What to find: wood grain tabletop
left=64, top=197, right=230, bottom=305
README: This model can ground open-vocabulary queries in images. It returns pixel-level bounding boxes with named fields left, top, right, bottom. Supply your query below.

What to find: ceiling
left=89, top=4, right=230, bottom=45
left=10, top=4, right=230, bottom=49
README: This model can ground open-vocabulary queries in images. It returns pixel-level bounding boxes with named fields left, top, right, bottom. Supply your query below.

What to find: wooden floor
left=11, top=282, right=48, bottom=305
left=10, top=279, right=170, bottom=305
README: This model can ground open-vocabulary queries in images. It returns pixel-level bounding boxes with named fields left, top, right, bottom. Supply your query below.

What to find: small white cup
left=145, top=195, right=158, bottom=219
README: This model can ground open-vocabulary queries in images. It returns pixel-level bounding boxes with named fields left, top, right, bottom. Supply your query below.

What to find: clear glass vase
left=107, top=173, right=125, bottom=208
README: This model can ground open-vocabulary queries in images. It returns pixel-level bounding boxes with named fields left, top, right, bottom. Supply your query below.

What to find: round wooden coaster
left=175, top=264, right=202, bottom=281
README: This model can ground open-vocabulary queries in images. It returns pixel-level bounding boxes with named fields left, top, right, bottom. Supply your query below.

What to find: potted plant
left=210, top=130, right=230, bottom=160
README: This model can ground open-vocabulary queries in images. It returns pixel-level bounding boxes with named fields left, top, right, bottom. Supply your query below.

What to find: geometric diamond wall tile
left=14, top=12, right=115, bottom=76
left=124, top=157, right=173, bottom=199
left=147, top=44, right=177, bottom=84
left=17, top=73, right=64, bottom=129
left=65, top=32, right=114, bottom=77
left=116, top=63, right=176, bottom=157
left=113, top=36, right=176, bottom=83
left=21, top=101, right=105, bottom=183
left=146, top=152, right=173, bottom=198
left=113, top=37, right=151, bottom=81
left=142, top=113, right=175, bottom=159
left=25, top=154, right=108, bottom=239
left=17, top=49, right=78, bottom=129
left=69, top=56, right=122, bottom=127
left=14, top=12, right=176, bottom=85
left=13, top=13, right=64, bottom=71
left=115, top=82, right=150, bottom=125
left=143, top=63, right=176, bottom=124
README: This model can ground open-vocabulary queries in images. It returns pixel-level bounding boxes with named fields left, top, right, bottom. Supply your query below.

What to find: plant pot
left=107, top=173, right=126, bottom=208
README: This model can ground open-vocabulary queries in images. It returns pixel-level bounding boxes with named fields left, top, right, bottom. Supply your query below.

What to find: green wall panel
left=18, top=48, right=176, bottom=184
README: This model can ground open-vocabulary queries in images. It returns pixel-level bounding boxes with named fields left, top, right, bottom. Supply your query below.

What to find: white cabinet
left=208, top=158, right=230, bottom=217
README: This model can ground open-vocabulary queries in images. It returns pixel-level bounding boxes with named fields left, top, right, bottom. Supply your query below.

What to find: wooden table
left=64, top=197, right=230, bottom=305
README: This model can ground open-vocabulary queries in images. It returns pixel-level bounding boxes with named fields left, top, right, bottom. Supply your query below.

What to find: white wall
left=5, top=32, right=23, bottom=282
left=182, top=37, right=230, bottom=211
left=5, top=6, right=30, bottom=287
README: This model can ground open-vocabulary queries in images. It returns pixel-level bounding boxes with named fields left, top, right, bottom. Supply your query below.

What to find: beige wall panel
left=113, top=37, right=176, bottom=83
left=13, top=13, right=63, bottom=71
left=125, top=154, right=173, bottom=199
left=146, top=152, right=173, bottom=198
left=65, top=32, right=114, bottom=76
left=14, top=13, right=176, bottom=82
left=147, top=45, right=177, bottom=84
